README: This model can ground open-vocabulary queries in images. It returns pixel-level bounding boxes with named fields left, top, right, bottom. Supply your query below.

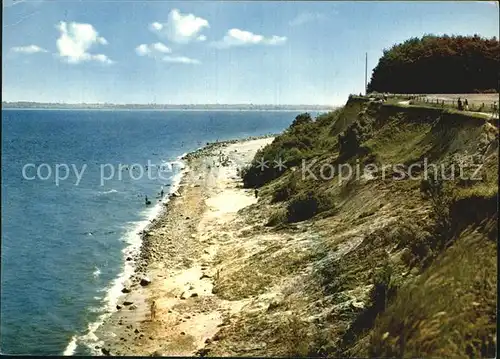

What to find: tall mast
left=364, top=52, right=368, bottom=95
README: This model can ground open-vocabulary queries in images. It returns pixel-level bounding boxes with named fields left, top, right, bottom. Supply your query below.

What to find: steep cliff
left=217, top=96, right=499, bottom=357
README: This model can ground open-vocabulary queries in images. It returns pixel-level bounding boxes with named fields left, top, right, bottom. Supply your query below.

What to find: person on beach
left=145, top=196, right=151, bottom=205
left=160, top=188, right=164, bottom=197
left=464, top=99, right=469, bottom=111
left=254, top=188, right=259, bottom=198
left=457, top=98, right=463, bottom=111
left=150, top=300, right=157, bottom=321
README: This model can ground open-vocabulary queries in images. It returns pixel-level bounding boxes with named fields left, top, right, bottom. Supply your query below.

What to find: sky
left=2, top=1, right=499, bottom=105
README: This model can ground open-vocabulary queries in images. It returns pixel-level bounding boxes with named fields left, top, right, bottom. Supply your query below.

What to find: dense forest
left=367, top=34, right=499, bottom=94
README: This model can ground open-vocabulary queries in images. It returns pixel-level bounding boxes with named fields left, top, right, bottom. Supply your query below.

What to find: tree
left=367, top=35, right=500, bottom=94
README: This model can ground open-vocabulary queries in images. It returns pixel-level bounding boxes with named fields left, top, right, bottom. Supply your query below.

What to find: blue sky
left=2, top=1, right=499, bottom=105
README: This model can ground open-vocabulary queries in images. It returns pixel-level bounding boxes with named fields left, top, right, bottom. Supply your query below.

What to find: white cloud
left=97, top=37, right=108, bottom=45
left=289, top=12, right=327, bottom=26
left=135, top=42, right=172, bottom=57
left=92, top=54, right=113, bottom=64
left=211, top=28, right=287, bottom=49
left=150, top=9, right=209, bottom=44
left=152, top=42, right=171, bottom=53
left=11, top=45, right=48, bottom=54
left=149, top=22, right=163, bottom=31
left=56, top=21, right=113, bottom=64
left=265, top=35, right=288, bottom=45
left=162, top=55, right=201, bottom=64
left=136, top=43, right=198, bottom=64
left=135, top=44, right=150, bottom=56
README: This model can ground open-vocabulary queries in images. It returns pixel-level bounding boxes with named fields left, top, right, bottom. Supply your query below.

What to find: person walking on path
left=493, top=102, right=499, bottom=119
left=457, top=98, right=463, bottom=111
left=464, top=99, right=469, bottom=111
left=150, top=300, right=157, bottom=321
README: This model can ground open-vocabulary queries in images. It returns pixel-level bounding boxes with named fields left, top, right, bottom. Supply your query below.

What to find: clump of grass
left=369, top=259, right=398, bottom=314
left=271, top=175, right=298, bottom=203
left=392, top=221, right=434, bottom=269
left=420, top=175, right=455, bottom=253
left=369, top=232, right=497, bottom=358
left=266, top=208, right=288, bottom=227
left=335, top=257, right=400, bottom=356
left=273, top=315, right=314, bottom=356
left=266, top=187, right=337, bottom=226
left=212, top=311, right=329, bottom=357
left=286, top=190, right=336, bottom=223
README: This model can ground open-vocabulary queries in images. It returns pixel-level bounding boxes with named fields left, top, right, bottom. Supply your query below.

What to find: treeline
left=367, top=34, right=499, bottom=94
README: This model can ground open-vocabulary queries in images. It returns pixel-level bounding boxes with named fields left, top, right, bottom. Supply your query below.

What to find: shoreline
left=64, top=153, right=188, bottom=356
left=81, top=134, right=274, bottom=356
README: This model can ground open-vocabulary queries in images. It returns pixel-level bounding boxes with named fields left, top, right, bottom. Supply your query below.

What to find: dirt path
left=396, top=99, right=498, bottom=119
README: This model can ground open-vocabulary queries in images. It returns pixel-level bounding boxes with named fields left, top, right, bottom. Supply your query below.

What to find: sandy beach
left=95, top=137, right=273, bottom=356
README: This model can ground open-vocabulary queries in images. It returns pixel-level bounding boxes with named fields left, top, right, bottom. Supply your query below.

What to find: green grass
left=363, top=119, right=432, bottom=164
left=369, top=231, right=497, bottom=358
left=240, top=95, right=498, bottom=358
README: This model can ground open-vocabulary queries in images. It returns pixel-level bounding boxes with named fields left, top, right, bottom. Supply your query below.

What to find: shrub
left=271, top=175, right=298, bottom=203
left=370, top=260, right=397, bottom=313
left=420, top=175, right=455, bottom=251
left=336, top=258, right=399, bottom=355
left=286, top=191, right=335, bottom=223
left=238, top=165, right=250, bottom=180
left=392, top=221, right=433, bottom=268
left=290, top=113, right=313, bottom=129
left=242, top=107, right=349, bottom=189
left=266, top=208, right=288, bottom=227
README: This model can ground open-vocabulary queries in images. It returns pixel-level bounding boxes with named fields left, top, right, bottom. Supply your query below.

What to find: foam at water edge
left=98, top=189, right=118, bottom=195
left=63, top=157, right=187, bottom=356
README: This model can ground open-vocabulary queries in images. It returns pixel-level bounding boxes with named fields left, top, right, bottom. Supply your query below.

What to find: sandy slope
left=96, top=137, right=273, bottom=356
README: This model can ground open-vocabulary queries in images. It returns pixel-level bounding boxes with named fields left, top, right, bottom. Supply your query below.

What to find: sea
left=0, top=109, right=314, bottom=355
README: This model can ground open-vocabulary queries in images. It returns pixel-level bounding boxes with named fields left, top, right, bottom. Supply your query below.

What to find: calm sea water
left=0, top=109, right=306, bottom=355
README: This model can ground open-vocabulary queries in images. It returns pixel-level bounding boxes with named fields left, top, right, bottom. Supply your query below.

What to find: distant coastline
left=2, top=102, right=336, bottom=111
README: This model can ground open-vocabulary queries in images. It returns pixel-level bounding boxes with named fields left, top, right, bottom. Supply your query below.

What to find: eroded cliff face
left=204, top=97, right=498, bottom=357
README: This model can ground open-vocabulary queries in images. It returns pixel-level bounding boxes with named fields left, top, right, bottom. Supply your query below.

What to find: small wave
left=72, top=160, right=190, bottom=355
left=159, top=159, right=183, bottom=172
left=92, top=267, right=101, bottom=279
left=88, top=306, right=105, bottom=314
left=63, top=336, right=78, bottom=356
left=98, top=189, right=118, bottom=195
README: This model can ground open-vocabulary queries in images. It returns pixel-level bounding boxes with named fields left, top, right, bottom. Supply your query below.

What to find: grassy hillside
left=236, top=96, right=498, bottom=357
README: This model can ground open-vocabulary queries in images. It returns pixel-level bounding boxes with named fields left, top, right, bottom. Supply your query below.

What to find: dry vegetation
left=229, top=95, right=498, bottom=357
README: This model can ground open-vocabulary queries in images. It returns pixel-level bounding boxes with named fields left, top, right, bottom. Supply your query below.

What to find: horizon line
left=2, top=101, right=336, bottom=107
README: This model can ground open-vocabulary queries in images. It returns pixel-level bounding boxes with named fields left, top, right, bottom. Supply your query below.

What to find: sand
left=95, top=137, right=273, bottom=356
